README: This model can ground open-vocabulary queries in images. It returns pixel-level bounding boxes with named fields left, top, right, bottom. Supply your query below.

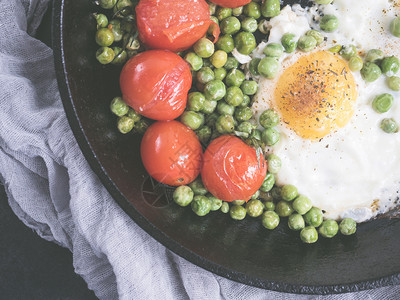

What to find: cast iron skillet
left=52, top=0, right=400, bottom=294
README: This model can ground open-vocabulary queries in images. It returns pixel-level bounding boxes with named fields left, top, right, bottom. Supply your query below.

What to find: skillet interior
left=52, top=0, right=400, bottom=294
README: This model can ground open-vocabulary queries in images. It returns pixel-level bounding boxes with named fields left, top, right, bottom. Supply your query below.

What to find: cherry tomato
left=120, top=50, right=192, bottom=121
left=201, top=135, right=267, bottom=202
left=136, top=0, right=218, bottom=52
left=208, top=0, right=252, bottom=8
left=141, top=120, right=203, bottom=186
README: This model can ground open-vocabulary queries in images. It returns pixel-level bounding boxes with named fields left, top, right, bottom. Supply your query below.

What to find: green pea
left=111, top=47, right=128, bottom=65
left=234, top=32, right=256, bottom=55
left=191, top=195, right=212, bottom=216
left=281, top=33, right=297, bottom=53
left=207, top=194, right=223, bottom=211
left=320, top=15, right=339, bottom=32
left=261, top=211, right=280, bottom=230
left=288, top=214, right=305, bottom=231
left=348, top=56, right=363, bottom=72
left=224, top=57, right=240, bottom=70
left=240, top=81, right=258, bottom=96
left=365, top=49, right=384, bottom=63
left=99, top=0, right=116, bottom=9
left=109, top=19, right=123, bottom=42
left=319, top=219, right=339, bottom=238
left=297, top=35, right=317, bottom=52
left=234, top=107, right=252, bottom=122
left=230, top=205, right=247, bottom=220
left=339, top=44, right=357, bottom=60
left=380, top=118, right=399, bottom=133
left=360, top=62, right=382, bottom=82
left=214, top=68, right=227, bottom=81
left=258, top=57, right=280, bottom=79
left=244, top=2, right=261, bottom=19
left=292, top=195, right=312, bottom=215
left=217, top=101, right=235, bottom=115
left=305, top=29, right=324, bottom=45
left=127, top=109, right=141, bottom=122
left=275, top=201, right=294, bottom=217
left=196, top=126, right=212, bottom=144
left=267, top=154, right=281, bottom=174
left=232, top=6, right=243, bottom=16
left=249, top=58, right=261, bottom=76
left=202, top=99, right=218, bottom=114
left=187, top=92, right=206, bottom=112
left=246, top=199, right=264, bottom=217
left=209, top=2, right=217, bottom=15
left=251, top=190, right=260, bottom=200
left=264, top=201, right=275, bottom=211
left=173, top=186, right=194, bottom=207
left=237, top=121, right=255, bottom=134
left=220, top=16, right=241, bottom=35
left=110, top=97, right=129, bottom=117
left=113, top=0, right=133, bottom=16
left=304, top=207, right=323, bottom=227
left=124, top=34, right=140, bottom=51
left=232, top=200, right=246, bottom=206
left=93, top=13, right=108, bottom=29
left=263, top=43, right=284, bottom=58
left=260, top=190, right=274, bottom=202
left=185, top=52, right=203, bottom=71
left=225, top=86, right=244, bottom=106
left=261, top=0, right=280, bottom=18
left=95, top=28, right=114, bottom=47
left=381, top=56, right=400, bottom=75
left=339, top=218, right=357, bottom=235
left=314, top=0, right=333, bottom=4
left=241, top=17, right=258, bottom=33
left=180, top=111, right=204, bottom=130
left=193, top=38, right=215, bottom=58
left=260, top=173, right=275, bottom=192
left=270, top=186, right=281, bottom=200
left=96, top=47, right=115, bottom=64
left=204, top=80, right=226, bottom=101
left=197, top=67, right=215, bottom=85
left=205, top=112, right=219, bottom=127
left=189, top=178, right=208, bottom=195
left=259, top=109, right=280, bottom=128
left=281, top=184, right=298, bottom=202
left=117, top=116, right=134, bottom=134
left=210, top=50, right=228, bottom=68
left=328, top=45, right=342, bottom=53
left=372, top=93, right=394, bottom=113
left=387, top=76, right=400, bottom=91
left=133, top=119, right=150, bottom=134
left=216, top=35, right=235, bottom=53
left=216, top=7, right=232, bottom=21
left=261, top=128, right=280, bottom=146
left=300, top=226, right=318, bottom=243
left=240, top=95, right=251, bottom=107
left=390, top=17, right=400, bottom=38
left=225, top=69, right=245, bottom=87
left=258, top=20, right=269, bottom=34
left=216, top=114, right=235, bottom=134
left=221, top=202, right=230, bottom=213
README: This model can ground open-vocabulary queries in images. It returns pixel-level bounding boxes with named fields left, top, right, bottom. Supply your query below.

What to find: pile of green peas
left=97, top=0, right=359, bottom=243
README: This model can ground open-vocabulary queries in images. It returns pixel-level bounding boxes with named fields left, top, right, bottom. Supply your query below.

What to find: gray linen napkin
left=1, top=0, right=400, bottom=299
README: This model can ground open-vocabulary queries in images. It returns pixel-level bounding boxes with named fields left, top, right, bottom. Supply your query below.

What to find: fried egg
left=251, top=1, right=400, bottom=222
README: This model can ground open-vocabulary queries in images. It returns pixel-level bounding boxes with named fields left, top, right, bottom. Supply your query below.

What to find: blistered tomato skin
left=136, top=0, right=217, bottom=52
left=201, top=135, right=267, bottom=202
left=120, top=50, right=192, bottom=121
left=209, top=0, right=252, bottom=8
left=141, top=121, right=203, bottom=186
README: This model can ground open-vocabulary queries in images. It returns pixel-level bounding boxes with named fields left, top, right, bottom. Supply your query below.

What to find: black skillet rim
left=51, top=0, right=400, bottom=295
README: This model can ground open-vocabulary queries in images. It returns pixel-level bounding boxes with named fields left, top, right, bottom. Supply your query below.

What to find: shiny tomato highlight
left=141, top=121, right=203, bottom=186
left=208, top=0, right=252, bottom=8
left=201, top=135, right=267, bottom=202
left=120, top=50, right=192, bottom=121
left=136, top=0, right=217, bottom=52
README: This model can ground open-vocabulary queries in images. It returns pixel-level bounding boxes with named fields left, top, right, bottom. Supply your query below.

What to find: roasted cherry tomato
left=201, top=135, right=267, bottom=202
left=141, top=120, right=203, bottom=186
left=120, top=50, right=192, bottom=120
left=208, top=0, right=252, bottom=8
left=136, top=0, right=218, bottom=52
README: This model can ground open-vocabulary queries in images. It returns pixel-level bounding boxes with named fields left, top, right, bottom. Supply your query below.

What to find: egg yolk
left=274, top=51, right=357, bottom=140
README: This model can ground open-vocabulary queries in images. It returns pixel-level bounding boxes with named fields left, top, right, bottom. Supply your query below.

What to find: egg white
left=251, top=1, right=400, bottom=222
